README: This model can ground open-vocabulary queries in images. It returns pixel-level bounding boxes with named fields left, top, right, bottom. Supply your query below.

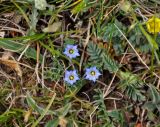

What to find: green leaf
left=119, top=71, right=138, bottom=84
left=26, top=93, right=56, bottom=115
left=0, top=111, right=16, bottom=123
left=139, top=24, right=158, bottom=49
left=31, top=93, right=56, bottom=127
left=71, top=0, right=86, bottom=14
left=155, top=124, right=160, bottom=127
left=147, top=110, right=156, bottom=121
left=119, top=71, right=146, bottom=101
left=25, top=47, right=43, bottom=62
left=56, top=103, right=71, bottom=117
left=108, top=110, right=121, bottom=120
left=64, top=80, right=85, bottom=102
left=44, top=103, right=71, bottom=127
left=0, top=40, right=23, bottom=51
left=87, top=42, right=103, bottom=62
left=149, top=85, right=160, bottom=103
left=45, top=118, right=59, bottom=127
left=102, top=53, right=119, bottom=73
left=64, top=38, right=76, bottom=45
left=0, top=33, right=45, bottom=42
left=143, top=102, right=156, bottom=111
left=29, top=6, right=38, bottom=30
left=87, top=42, right=119, bottom=72
left=0, top=40, right=43, bottom=62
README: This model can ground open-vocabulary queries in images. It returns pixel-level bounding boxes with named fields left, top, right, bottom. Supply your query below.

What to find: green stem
left=131, top=10, right=160, bottom=64
left=153, top=34, right=160, bottom=64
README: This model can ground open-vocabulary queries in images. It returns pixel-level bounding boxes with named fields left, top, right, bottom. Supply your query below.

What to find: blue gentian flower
left=64, top=70, right=79, bottom=85
left=63, top=44, right=80, bottom=59
left=85, top=67, right=101, bottom=82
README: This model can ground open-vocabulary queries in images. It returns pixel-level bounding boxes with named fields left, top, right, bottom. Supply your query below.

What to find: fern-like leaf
left=87, top=42, right=103, bottom=62
left=102, top=53, right=119, bottom=73
left=119, top=71, right=146, bottom=101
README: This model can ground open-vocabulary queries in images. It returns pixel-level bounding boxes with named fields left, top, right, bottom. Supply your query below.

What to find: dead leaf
left=13, top=15, right=22, bottom=24
left=0, top=51, right=22, bottom=77
left=2, top=51, right=12, bottom=60
left=59, top=116, right=67, bottom=127
left=24, top=109, right=32, bottom=123
left=2, top=12, right=14, bottom=18
left=42, top=22, right=62, bottom=33
left=135, top=123, right=142, bottom=127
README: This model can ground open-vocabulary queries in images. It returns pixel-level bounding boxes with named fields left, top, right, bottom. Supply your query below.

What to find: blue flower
left=85, top=67, right=101, bottom=82
left=64, top=70, right=79, bottom=85
left=63, top=44, right=80, bottom=59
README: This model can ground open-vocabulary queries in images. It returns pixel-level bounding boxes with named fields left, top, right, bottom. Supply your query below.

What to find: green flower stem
left=153, top=34, right=160, bottom=64
left=131, top=11, right=160, bottom=64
